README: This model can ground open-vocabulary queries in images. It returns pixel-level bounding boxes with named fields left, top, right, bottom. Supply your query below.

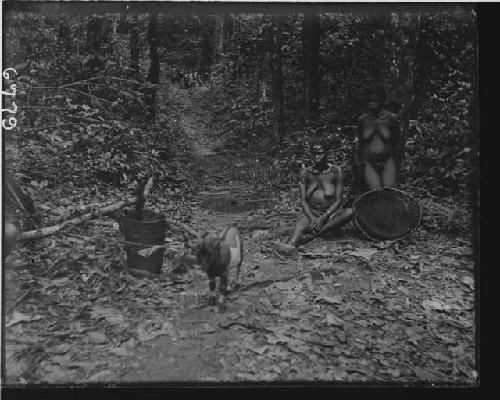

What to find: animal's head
left=185, top=231, right=218, bottom=271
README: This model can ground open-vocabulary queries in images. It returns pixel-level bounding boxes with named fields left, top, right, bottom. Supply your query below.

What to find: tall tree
left=214, top=14, right=224, bottom=61
left=379, top=12, right=420, bottom=169
left=145, top=13, right=160, bottom=122
left=129, top=14, right=140, bottom=78
left=302, top=11, right=321, bottom=121
left=270, top=20, right=284, bottom=142
left=200, top=17, right=213, bottom=74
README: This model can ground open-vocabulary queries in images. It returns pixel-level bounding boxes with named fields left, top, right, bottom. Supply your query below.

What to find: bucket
left=352, top=188, right=421, bottom=241
left=121, top=208, right=166, bottom=274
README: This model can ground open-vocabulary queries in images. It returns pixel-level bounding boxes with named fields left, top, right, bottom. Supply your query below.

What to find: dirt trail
left=2, top=84, right=476, bottom=385
left=120, top=85, right=287, bottom=382
left=118, top=85, right=476, bottom=383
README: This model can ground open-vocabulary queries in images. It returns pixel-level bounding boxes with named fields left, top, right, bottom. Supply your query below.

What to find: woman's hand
left=309, top=216, right=321, bottom=232
left=310, top=215, right=327, bottom=232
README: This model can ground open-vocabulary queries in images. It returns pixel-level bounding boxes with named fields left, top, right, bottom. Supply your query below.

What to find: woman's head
left=364, top=85, right=386, bottom=112
left=311, top=142, right=335, bottom=170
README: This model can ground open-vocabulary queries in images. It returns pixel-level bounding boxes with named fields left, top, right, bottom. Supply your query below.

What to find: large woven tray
left=352, top=188, right=421, bottom=241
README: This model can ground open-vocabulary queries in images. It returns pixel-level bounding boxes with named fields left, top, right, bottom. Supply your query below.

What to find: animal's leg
left=233, top=262, right=242, bottom=290
left=207, top=277, right=217, bottom=305
left=218, top=272, right=228, bottom=313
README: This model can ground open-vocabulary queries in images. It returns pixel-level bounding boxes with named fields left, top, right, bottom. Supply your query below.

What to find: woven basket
left=352, top=188, right=421, bottom=241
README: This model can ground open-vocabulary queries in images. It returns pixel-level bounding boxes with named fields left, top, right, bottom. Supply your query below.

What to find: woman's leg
left=364, top=162, right=381, bottom=190
left=288, top=215, right=311, bottom=247
left=381, top=156, right=396, bottom=188
left=315, top=208, right=354, bottom=236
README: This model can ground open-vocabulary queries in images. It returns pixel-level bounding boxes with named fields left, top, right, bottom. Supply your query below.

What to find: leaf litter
left=3, top=85, right=476, bottom=385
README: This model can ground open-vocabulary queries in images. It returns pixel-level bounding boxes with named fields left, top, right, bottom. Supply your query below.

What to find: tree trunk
left=388, top=12, right=420, bottom=169
left=270, top=21, right=285, bottom=142
left=258, top=22, right=272, bottom=112
left=214, top=14, right=224, bottom=61
left=86, top=16, right=104, bottom=53
left=302, top=11, right=321, bottom=122
left=145, top=13, right=160, bottom=122
left=201, top=19, right=213, bottom=74
left=129, top=15, right=140, bottom=79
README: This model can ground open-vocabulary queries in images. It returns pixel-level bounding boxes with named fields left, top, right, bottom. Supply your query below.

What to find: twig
left=60, top=76, right=149, bottom=88
left=39, top=253, right=67, bottom=277
left=22, top=86, right=112, bottom=104
left=7, top=288, right=34, bottom=314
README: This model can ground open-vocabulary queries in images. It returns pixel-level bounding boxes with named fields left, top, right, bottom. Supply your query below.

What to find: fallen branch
left=17, top=178, right=155, bottom=241
left=18, top=197, right=136, bottom=241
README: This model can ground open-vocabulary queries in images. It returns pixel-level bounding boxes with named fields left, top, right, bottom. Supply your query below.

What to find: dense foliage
left=3, top=7, right=477, bottom=203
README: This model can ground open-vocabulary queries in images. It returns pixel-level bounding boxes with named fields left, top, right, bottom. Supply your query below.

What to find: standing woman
left=356, top=85, right=402, bottom=191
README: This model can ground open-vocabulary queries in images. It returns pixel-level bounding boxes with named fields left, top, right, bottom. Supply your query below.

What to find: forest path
left=119, top=84, right=293, bottom=382
left=118, top=85, right=476, bottom=384
left=2, top=83, right=476, bottom=385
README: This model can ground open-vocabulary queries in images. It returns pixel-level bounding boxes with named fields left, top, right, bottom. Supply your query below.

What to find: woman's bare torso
left=305, top=169, right=338, bottom=211
left=359, top=112, right=397, bottom=162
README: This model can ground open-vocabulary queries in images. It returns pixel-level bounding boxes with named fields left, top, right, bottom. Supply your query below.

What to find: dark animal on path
left=187, top=226, right=243, bottom=313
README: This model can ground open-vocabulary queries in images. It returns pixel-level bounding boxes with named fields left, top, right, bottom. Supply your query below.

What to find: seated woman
left=357, top=85, right=402, bottom=191
left=284, top=143, right=353, bottom=249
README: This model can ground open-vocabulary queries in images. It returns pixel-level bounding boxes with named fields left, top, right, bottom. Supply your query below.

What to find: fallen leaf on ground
left=109, top=347, right=132, bottom=357
left=422, top=299, right=452, bottom=311
left=6, top=312, right=43, bottom=327
left=461, top=276, right=474, bottom=290
left=202, top=323, right=217, bottom=333
left=250, top=346, right=268, bottom=355
left=136, top=321, right=173, bottom=342
left=346, top=248, right=378, bottom=260
left=336, top=331, right=346, bottom=343
left=69, top=361, right=99, bottom=370
left=388, top=368, right=401, bottom=378
left=40, top=363, right=70, bottom=382
left=88, top=370, right=114, bottom=382
left=326, top=313, right=344, bottom=327
left=91, top=306, right=125, bottom=326
left=87, top=331, right=107, bottom=344
left=46, top=344, right=71, bottom=354
left=315, top=293, right=342, bottom=305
